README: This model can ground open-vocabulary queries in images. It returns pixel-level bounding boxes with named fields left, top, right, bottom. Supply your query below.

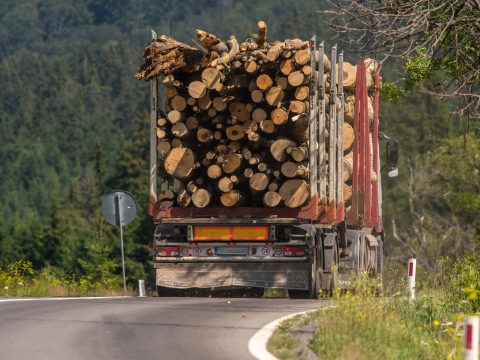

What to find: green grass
left=268, top=254, right=480, bottom=360
left=0, top=260, right=129, bottom=297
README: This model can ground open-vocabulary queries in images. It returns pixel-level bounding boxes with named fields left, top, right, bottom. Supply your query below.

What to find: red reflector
left=282, top=246, right=306, bottom=257
left=408, top=262, right=414, bottom=277
left=156, top=246, right=180, bottom=257
left=465, top=324, right=473, bottom=349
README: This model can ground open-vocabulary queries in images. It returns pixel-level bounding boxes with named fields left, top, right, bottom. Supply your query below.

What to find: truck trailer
left=142, top=30, right=398, bottom=298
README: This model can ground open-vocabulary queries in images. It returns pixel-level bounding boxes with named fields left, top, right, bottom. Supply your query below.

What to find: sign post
left=407, top=258, right=416, bottom=302
left=464, top=316, right=479, bottom=360
left=102, top=191, right=137, bottom=295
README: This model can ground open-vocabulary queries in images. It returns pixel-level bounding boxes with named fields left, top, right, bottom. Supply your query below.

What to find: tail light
left=283, top=246, right=306, bottom=257
left=156, top=246, right=180, bottom=257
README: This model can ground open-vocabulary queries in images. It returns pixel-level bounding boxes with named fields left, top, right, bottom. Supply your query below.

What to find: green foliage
left=269, top=255, right=480, bottom=360
left=381, top=82, right=407, bottom=101
left=404, top=48, right=433, bottom=91
left=0, top=260, right=123, bottom=297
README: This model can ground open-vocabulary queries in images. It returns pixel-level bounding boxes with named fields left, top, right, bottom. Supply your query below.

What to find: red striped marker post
left=407, top=258, right=416, bottom=301
left=464, top=316, right=479, bottom=360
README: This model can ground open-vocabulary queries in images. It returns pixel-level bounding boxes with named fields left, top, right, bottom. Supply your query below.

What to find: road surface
left=0, top=296, right=321, bottom=360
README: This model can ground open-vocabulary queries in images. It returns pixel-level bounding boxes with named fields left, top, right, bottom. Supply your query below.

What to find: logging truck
left=141, top=27, right=398, bottom=298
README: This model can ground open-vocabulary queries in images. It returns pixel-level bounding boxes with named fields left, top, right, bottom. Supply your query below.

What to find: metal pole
left=115, top=194, right=127, bottom=294
left=119, top=219, right=127, bottom=294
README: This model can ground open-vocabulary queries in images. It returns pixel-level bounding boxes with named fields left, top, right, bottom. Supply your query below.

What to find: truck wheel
left=320, top=233, right=339, bottom=295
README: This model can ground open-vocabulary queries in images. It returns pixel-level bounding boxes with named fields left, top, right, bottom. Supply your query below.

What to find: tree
left=324, top=0, right=480, bottom=119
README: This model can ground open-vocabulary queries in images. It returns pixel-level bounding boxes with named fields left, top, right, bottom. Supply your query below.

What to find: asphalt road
left=0, top=296, right=321, bottom=360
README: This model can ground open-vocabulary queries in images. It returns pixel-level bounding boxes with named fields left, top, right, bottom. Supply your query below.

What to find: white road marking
left=0, top=296, right=132, bottom=303
left=248, top=310, right=315, bottom=360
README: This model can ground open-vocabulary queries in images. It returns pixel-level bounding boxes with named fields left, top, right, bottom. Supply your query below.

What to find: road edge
left=0, top=296, right=132, bottom=303
left=248, top=309, right=315, bottom=360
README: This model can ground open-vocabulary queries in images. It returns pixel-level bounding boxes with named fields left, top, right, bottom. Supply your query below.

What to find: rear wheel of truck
left=319, top=233, right=339, bottom=296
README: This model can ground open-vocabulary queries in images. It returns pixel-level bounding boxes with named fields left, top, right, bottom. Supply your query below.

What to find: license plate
left=214, top=247, right=249, bottom=256
left=193, top=226, right=269, bottom=241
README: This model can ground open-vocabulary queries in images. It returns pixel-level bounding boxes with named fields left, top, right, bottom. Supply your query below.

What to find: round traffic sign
left=101, top=190, right=137, bottom=226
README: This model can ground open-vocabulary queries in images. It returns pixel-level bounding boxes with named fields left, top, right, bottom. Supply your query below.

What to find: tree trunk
left=271, top=108, right=288, bottom=125
left=343, top=122, right=354, bottom=151
left=191, top=188, right=211, bottom=208
left=220, top=190, right=244, bottom=207
left=263, top=191, right=282, bottom=207
left=249, top=172, right=269, bottom=192
left=270, top=138, right=296, bottom=162
left=221, top=153, right=242, bottom=174
left=265, top=86, right=284, bottom=106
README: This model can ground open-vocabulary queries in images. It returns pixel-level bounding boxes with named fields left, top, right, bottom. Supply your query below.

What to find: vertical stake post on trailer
left=464, top=316, right=479, bottom=360
left=328, top=45, right=337, bottom=204
left=318, top=41, right=326, bottom=200
left=309, top=35, right=318, bottom=200
left=149, top=30, right=158, bottom=212
left=407, top=258, right=416, bottom=301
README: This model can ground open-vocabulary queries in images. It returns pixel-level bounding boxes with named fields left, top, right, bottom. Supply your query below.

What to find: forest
left=0, top=0, right=478, bottom=287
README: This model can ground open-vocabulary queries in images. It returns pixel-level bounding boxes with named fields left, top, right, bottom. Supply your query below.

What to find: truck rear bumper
left=155, top=262, right=309, bottom=290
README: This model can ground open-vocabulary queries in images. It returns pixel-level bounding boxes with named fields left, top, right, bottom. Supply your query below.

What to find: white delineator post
left=407, top=258, right=416, bottom=301
left=138, top=279, right=146, bottom=297
left=464, top=316, right=479, bottom=360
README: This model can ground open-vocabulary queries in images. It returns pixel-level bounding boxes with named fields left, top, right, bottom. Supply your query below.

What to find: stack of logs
left=136, top=21, right=375, bottom=209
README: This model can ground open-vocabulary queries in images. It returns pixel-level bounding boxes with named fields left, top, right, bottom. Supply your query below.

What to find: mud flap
left=155, top=262, right=310, bottom=290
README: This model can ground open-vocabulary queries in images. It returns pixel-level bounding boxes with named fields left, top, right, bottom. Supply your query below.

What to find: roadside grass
left=0, top=260, right=131, bottom=297
left=268, top=254, right=480, bottom=359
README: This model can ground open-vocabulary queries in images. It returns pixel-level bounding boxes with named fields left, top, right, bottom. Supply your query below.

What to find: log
left=288, top=71, right=305, bottom=87
left=168, top=110, right=182, bottom=124
left=284, top=39, right=308, bottom=50
left=266, top=43, right=282, bottom=61
left=186, top=180, right=198, bottom=193
left=268, top=182, right=279, bottom=192
left=279, top=59, right=295, bottom=75
left=188, top=81, right=207, bottom=99
left=191, top=188, right=211, bottom=208
left=229, top=102, right=251, bottom=122
left=177, top=188, right=192, bottom=207
left=270, top=138, right=296, bottom=162
left=201, top=67, right=221, bottom=90
left=256, top=21, right=267, bottom=48
left=243, top=168, right=254, bottom=178
left=218, top=177, right=234, bottom=192
left=343, top=152, right=353, bottom=182
left=281, top=161, right=308, bottom=178
left=289, top=146, right=308, bottom=162
left=226, top=125, right=245, bottom=141
left=279, top=179, right=309, bottom=208
left=302, top=65, right=311, bottom=76
left=158, top=189, right=174, bottom=209
left=216, top=35, right=240, bottom=65
left=289, top=100, right=307, bottom=114
left=165, top=86, right=178, bottom=98
left=343, top=122, right=354, bottom=151
left=171, top=138, right=183, bottom=148
left=275, top=76, right=288, bottom=89
left=196, top=29, right=228, bottom=53
left=257, top=162, right=268, bottom=172
left=293, top=49, right=309, bottom=65
left=294, top=86, right=309, bottom=101
left=265, top=86, right=284, bottom=106
left=256, top=74, right=273, bottom=91
left=281, top=49, right=292, bottom=58
left=251, top=89, right=263, bottom=103
left=259, top=119, right=274, bottom=134
left=271, top=108, right=288, bottom=125
left=289, top=114, right=309, bottom=142
left=244, top=60, right=258, bottom=74
left=212, top=97, right=227, bottom=112
left=207, top=164, right=223, bottom=180
left=345, top=95, right=355, bottom=124
left=252, top=108, right=267, bottom=122
left=337, top=62, right=356, bottom=90
left=155, top=128, right=167, bottom=139
left=242, top=120, right=258, bottom=134
left=136, top=35, right=208, bottom=80
left=172, top=122, right=188, bottom=138
left=241, top=147, right=252, bottom=160
left=263, top=191, right=282, bottom=207
left=221, top=153, right=242, bottom=174
left=164, top=147, right=196, bottom=180
left=157, top=117, right=167, bottom=127
left=207, top=108, right=217, bottom=117
left=198, top=94, right=212, bottom=110
left=157, top=140, right=171, bottom=156
left=220, top=190, right=244, bottom=207
left=249, top=172, right=269, bottom=192
left=171, top=95, right=187, bottom=111
left=187, top=97, right=196, bottom=106
left=186, top=116, right=199, bottom=130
